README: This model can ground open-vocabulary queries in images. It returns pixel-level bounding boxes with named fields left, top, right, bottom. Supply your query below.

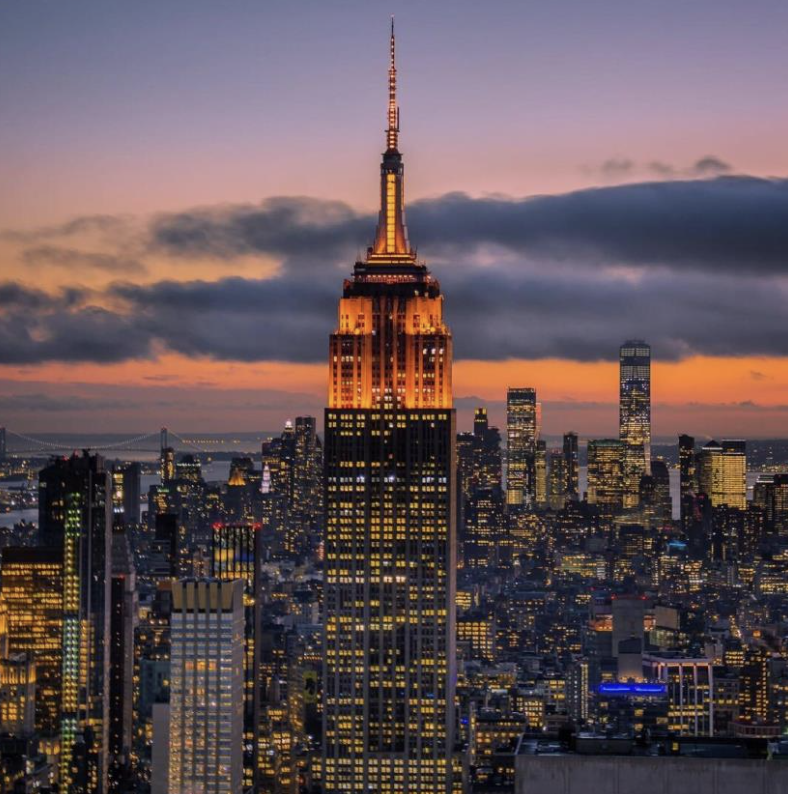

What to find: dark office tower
left=619, top=340, right=651, bottom=508
left=258, top=467, right=287, bottom=560
left=108, top=528, right=137, bottom=791
left=121, top=462, right=141, bottom=525
left=474, top=406, right=488, bottom=437
left=151, top=513, right=180, bottom=580
left=0, top=547, right=63, bottom=736
left=464, top=486, right=505, bottom=568
left=685, top=492, right=714, bottom=560
left=587, top=439, right=625, bottom=512
left=226, top=458, right=256, bottom=522
left=38, top=451, right=112, bottom=792
left=534, top=439, right=547, bottom=507
left=678, top=435, right=696, bottom=495
left=547, top=452, right=567, bottom=511
left=111, top=462, right=141, bottom=526
left=473, top=408, right=503, bottom=491
left=753, top=476, right=776, bottom=532
left=261, top=417, right=322, bottom=558
left=562, top=431, right=579, bottom=500
left=293, top=416, right=323, bottom=523
left=649, top=459, right=672, bottom=520
left=160, top=427, right=175, bottom=484
left=678, top=434, right=696, bottom=529
left=507, top=387, right=537, bottom=506
left=211, top=522, right=261, bottom=791
left=739, top=647, right=771, bottom=724
left=612, top=595, right=645, bottom=680
left=323, top=22, right=456, bottom=793
left=0, top=426, right=6, bottom=461
left=456, top=431, right=475, bottom=530
left=173, top=453, right=196, bottom=480
left=262, top=420, right=295, bottom=497
left=741, top=503, right=766, bottom=557
left=774, top=474, right=788, bottom=533
left=710, top=505, right=746, bottom=562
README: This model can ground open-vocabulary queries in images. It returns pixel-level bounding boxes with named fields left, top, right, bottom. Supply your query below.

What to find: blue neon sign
left=598, top=682, right=667, bottom=696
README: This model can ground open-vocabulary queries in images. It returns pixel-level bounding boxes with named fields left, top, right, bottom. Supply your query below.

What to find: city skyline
left=3, top=11, right=788, bottom=794
left=2, top=3, right=788, bottom=436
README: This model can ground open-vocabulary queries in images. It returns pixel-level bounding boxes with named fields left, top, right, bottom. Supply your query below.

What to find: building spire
left=370, top=16, right=413, bottom=261
left=387, top=16, right=398, bottom=152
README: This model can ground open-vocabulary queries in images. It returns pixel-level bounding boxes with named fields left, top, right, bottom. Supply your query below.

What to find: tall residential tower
left=323, top=21, right=457, bottom=793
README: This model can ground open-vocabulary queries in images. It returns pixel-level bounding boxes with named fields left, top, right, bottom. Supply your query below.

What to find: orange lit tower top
left=370, top=16, right=411, bottom=260
left=324, top=26, right=457, bottom=791
left=329, top=18, right=452, bottom=410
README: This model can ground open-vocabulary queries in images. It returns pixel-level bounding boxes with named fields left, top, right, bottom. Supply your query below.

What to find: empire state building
left=323, top=21, right=457, bottom=794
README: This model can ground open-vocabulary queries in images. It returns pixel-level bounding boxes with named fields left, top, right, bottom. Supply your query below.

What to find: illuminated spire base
left=369, top=16, right=414, bottom=262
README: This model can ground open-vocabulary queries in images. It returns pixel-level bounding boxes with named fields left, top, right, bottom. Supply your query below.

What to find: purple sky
left=2, top=2, right=788, bottom=436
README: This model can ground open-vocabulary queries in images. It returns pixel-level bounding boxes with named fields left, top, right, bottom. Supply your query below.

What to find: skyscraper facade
left=210, top=522, right=261, bottom=789
left=0, top=654, right=36, bottom=736
left=562, top=431, right=579, bottom=501
left=167, top=579, right=244, bottom=794
left=547, top=452, right=567, bottom=511
left=619, top=340, right=651, bottom=508
left=678, top=434, right=696, bottom=529
left=506, top=388, right=537, bottom=506
left=587, top=440, right=625, bottom=511
left=39, top=451, right=113, bottom=792
left=472, top=408, right=503, bottom=492
left=111, top=462, right=141, bottom=526
left=323, top=22, right=456, bottom=793
left=697, top=440, right=747, bottom=510
left=0, top=546, right=63, bottom=737
left=261, top=416, right=323, bottom=558
left=108, top=527, right=138, bottom=789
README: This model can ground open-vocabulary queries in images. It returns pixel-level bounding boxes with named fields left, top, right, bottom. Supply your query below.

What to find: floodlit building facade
left=167, top=579, right=244, bottom=794
left=323, top=20, right=457, bottom=793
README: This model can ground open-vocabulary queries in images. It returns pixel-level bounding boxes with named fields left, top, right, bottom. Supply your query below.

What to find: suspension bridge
left=0, top=427, right=208, bottom=457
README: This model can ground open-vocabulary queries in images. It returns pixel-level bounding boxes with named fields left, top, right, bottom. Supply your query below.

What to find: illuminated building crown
left=369, top=17, right=415, bottom=263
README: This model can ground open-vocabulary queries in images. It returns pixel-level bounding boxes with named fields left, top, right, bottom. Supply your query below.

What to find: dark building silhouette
left=38, top=451, right=113, bottom=792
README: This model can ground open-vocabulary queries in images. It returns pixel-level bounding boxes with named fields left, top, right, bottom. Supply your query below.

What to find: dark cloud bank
left=3, top=176, right=788, bottom=365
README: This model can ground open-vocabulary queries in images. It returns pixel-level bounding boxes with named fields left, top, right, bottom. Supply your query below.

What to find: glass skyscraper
left=506, top=388, right=538, bottom=506
left=619, top=340, right=651, bottom=508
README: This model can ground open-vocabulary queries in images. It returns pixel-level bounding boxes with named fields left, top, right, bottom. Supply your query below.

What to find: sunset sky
left=2, top=1, right=788, bottom=437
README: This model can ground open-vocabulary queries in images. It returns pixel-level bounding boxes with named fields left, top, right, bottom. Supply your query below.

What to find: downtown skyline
left=2, top=2, right=788, bottom=437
